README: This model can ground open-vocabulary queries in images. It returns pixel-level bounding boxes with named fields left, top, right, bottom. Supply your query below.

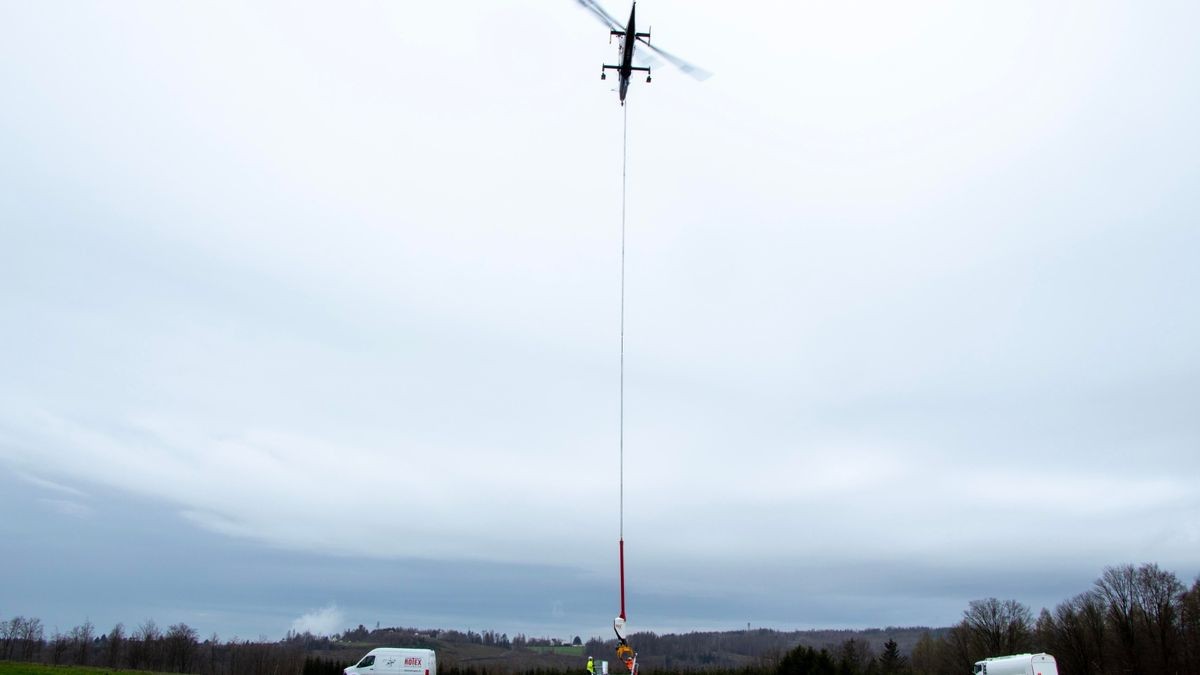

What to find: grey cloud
left=2, top=0, right=1199, bottom=642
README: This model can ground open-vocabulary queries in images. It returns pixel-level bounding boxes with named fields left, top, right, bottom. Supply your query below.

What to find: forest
left=3, top=563, right=1198, bottom=675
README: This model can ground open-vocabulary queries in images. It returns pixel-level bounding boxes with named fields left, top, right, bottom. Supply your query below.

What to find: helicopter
left=574, top=0, right=711, bottom=105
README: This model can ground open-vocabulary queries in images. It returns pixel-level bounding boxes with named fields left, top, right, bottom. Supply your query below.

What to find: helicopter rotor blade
left=642, top=41, right=712, bottom=81
left=634, top=48, right=663, bottom=70
left=574, top=0, right=625, bottom=32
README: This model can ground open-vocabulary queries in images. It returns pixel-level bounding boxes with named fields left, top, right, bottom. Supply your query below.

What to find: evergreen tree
left=779, top=644, right=838, bottom=675
left=878, top=639, right=907, bottom=675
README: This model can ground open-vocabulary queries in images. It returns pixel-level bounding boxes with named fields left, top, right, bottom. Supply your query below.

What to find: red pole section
left=619, top=537, right=627, bottom=620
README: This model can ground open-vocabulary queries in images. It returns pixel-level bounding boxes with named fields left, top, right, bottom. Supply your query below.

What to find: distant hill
left=302, top=625, right=950, bottom=672
left=585, top=627, right=948, bottom=671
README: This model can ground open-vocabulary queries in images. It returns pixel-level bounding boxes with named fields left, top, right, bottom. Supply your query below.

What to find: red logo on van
left=405, top=659, right=422, bottom=666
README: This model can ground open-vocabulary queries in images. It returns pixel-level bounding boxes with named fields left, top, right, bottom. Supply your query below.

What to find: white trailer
left=972, top=653, right=1058, bottom=675
left=345, top=648, right=437, bottom=675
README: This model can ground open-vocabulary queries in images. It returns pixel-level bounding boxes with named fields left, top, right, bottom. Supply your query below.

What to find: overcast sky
left=2, top=0, right=1198, bottom=643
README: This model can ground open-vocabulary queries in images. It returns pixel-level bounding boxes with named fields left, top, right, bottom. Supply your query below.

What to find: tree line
left=910, top=563, right=1200, bottom=675
left=0, top=618, right=312, bottom=675
left=3, top=562, right=1198, bottom=675
left=582, top=626, right=942, bottom=671
left=580, top=563, right=1200, bottom=675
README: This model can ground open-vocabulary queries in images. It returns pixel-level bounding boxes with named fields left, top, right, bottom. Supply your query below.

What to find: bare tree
left=1182, top=579, right=1200, bottom=675
left=50, top=628, right=69, bottom=665
left=137, top=618, right=160, bottom=641
left=1037, top=593, right=1110, bottom=675
left=1, top=617, right=15, bottom=660
left=1134, top=563, right=1184, bottom=673
left=1076, top=590, right=1111, bottom=675
left=963, top=598, right=1033, bottom=657
left=137, top=618, right=163, bottom=671
left=1096, top=564, right=1139, bottom=673
left=71, top=619, right=95, bottom=665
left=206, top=632, right=221, bottom=675
left=107, top=623, right=126, bottom=668
left=20, top=616, right=44, bottom=660
left=165, top=622, right=199, bottom=673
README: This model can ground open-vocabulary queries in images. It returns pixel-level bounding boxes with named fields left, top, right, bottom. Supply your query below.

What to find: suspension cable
left=618, top=99, right=629, bottom=622
left=620, top=101, right=627, bottom=542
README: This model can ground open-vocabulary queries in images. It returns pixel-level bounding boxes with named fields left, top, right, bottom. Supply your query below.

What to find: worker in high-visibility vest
left=587, top=656, right=595, bottom=675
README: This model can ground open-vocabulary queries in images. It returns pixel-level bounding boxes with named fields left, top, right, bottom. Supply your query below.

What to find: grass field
left=0, top=663, right=166, bottom=675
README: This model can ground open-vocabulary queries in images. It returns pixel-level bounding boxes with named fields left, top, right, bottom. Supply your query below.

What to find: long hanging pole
left=618, top=100, right=629, bottom=622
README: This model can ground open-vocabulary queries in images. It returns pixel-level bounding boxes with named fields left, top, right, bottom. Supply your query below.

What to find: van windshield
left=358, top=656, right=375, bottom=668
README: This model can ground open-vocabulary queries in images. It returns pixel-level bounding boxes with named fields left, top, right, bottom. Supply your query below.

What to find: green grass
left=0, top=662, right=168, bottom=675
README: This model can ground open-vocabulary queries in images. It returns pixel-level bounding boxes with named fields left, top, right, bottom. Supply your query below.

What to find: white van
left=972, top=653, right=1057, bottom=675
left=345, top=648, right=437, bottom=675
